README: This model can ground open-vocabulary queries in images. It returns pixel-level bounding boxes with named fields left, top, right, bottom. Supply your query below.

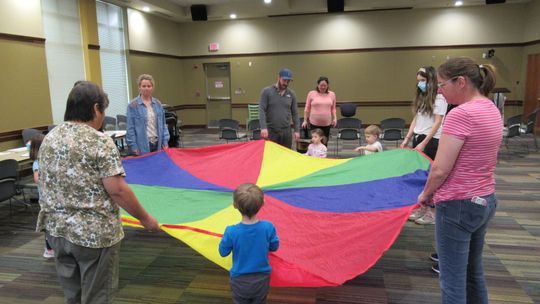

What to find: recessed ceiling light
left=264, top=0, right=272, bottom=4
left=142, top=6, right=150, bottom=12
left=455, top=1, right=463, bottom=6
left=230, top=13, right=237, bottom=19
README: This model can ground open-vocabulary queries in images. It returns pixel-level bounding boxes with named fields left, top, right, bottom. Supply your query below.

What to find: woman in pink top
left=417, top=57, right=502, bottom=304
left=302, top=76, right=337, bottom=145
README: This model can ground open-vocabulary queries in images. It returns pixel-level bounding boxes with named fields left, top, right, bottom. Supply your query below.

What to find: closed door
left=204, top=63, right=231, bottom=128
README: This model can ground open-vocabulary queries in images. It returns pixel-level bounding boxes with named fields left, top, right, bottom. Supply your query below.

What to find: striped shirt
left=433, top=98, right=502, bottom=203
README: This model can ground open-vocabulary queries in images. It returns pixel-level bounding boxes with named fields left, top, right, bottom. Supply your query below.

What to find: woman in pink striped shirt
left=302, top=76, right=337, bottom=145
left=417, top=57, right=502, bottom=304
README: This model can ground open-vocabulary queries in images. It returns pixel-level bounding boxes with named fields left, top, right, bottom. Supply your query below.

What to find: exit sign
left=208, top=43, right=219, bottom=52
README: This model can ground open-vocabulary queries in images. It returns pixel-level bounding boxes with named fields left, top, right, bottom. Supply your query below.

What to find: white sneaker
left=43, top=248, right=55, bottom=259
left=415, top=210, right=435, bottom=225
left=408, top=207, right=426, bottom=221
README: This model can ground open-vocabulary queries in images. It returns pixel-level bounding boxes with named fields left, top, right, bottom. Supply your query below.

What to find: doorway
left=204, top=63, right=231, bottom=128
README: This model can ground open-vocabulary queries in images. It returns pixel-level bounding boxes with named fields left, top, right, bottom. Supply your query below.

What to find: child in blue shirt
left=219, top=183, right=279, bottom=304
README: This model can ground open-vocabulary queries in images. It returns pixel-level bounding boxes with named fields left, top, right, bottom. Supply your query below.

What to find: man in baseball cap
left=278, top=68, right=293, bottom=80
left=258, top=68, right=300, bottom=149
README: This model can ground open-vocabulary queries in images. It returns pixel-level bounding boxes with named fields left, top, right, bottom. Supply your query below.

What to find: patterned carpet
left=0, top=129, right=539, bottom=303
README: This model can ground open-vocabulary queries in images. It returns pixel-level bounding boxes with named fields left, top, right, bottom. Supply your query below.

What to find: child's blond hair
left=364, top=125, right=382, bottom=137
left=233, top=183, right=264, bottom=218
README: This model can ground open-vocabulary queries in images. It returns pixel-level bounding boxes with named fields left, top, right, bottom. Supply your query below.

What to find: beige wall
left=3, top=1, right=540, bottom=141
left=130, top=46, right=525, bottom=125
left=524, top=0, right=540, bottom=42
left=129, top=4, right=529, bottom=57
left=0, top=0, right=51, bottom=149
left=0, top=0, right=43, bottom=38
left=129, top=54, right=185, bottom=105
left=0, top=39, right=51, bottom=145
left=127, top=9, right=183, bottom=55
left=126, top=3, right=540, bottom=125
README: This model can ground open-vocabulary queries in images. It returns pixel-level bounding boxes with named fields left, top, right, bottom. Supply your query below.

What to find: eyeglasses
left=437, top=77, right=458, bottom=88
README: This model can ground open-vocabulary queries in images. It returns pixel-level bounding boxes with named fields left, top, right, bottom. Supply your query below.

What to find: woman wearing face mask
left=302, top=76, right=337, bottom=146
left=403, top=66, right=448, bottom=225
left=126, top=74, right=170, bottom=156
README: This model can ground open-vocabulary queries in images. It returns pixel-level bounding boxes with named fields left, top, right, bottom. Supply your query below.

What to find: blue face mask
left=26, top=143, right=31, bottom=152
left=417, top=81, right=427, bottom=93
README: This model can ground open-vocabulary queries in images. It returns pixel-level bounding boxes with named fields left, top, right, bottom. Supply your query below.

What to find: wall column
left=79, top=0, right=102, bottom=85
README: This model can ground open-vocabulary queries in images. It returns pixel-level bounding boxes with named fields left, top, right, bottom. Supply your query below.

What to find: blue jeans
left=435, top=193, right=497, bottom=304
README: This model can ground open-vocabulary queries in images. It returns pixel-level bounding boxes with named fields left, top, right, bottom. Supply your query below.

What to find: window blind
left=41, top=0, right=86, bottom=124
left=96, top=1, right=130, bottom=123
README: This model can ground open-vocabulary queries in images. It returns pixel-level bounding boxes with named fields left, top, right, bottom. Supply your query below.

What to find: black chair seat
left=22, top=128, right=42, bottom=144
left=218, top=119, right=245, bottom=143
left=338, top=128, right=360, bottom=140
left=380, top=118, right=405, bottom=147
left=248, top=119, right=261, bottom=140
left=335, top=117, right=362, bottom=156
left=0, top=159, right=31, bottom=215
left=103, top=116, right=117, bottom=131
left=504, top=114, right=525, bottom=153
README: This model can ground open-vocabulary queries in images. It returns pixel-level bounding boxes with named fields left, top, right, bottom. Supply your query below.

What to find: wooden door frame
left=525, top=53, right=540, bottom=134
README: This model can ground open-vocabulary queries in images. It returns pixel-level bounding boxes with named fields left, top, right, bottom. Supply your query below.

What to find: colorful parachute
left=121, top=140, right=430, bottom=287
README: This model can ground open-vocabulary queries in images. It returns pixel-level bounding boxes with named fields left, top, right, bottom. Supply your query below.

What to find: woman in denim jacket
left=126, top=74, right=170, bottom=155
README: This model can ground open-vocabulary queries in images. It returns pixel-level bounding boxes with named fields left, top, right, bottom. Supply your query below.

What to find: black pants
left=413, top=134, right=439, bottom=160
left=268, top=127, right=292, bottom=149
left=309, top=124, right=331, bottom=146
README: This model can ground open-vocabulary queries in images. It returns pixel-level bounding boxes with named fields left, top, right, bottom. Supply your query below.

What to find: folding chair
left=335, top=117, right=362, bottom=157
left=116, top=114, right=127, bottom=130
left=103, top=116, right=117, bottom=131
left=0, top=159, right=31, bottom=216
left=218, top=119, right=246, bottom=143
left=22, top=128, right=42, bottom=144
left=380, top=118, right=405, bottom=147
left=247, top=119, right=261, bottom=140
left=523, top=109, right=538, bottom=151
left=504, top=114, right=526, bottom=153
left=246, top=104, right=259, bottom=127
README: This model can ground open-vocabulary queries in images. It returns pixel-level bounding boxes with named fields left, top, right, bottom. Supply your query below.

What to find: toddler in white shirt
left=305, top=128, right=327, bottom=158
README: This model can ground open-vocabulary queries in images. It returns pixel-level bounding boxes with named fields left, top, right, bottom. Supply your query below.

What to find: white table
left=0, top=147, right=30, bottom=163
left=104, top=130, right=126, bottom=140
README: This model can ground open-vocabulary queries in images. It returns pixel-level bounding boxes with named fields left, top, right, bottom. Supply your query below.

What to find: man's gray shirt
left=258, top=84, right=300, bottom=132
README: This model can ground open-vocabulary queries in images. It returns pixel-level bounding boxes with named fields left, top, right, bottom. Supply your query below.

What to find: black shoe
left=429, top=252, right=439, bottom=262
left=431, top=262, right=440, bottom=275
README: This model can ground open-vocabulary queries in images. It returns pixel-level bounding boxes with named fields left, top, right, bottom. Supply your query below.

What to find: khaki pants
left=46, top=233, right=120, bottom=304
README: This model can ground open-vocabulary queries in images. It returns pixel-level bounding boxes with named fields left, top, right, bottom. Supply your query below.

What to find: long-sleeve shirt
left=258, top=84, right=300, bottom=132
left=304, top=90, right=337, bottom=126
left=218, top=220, right=279, bottom=277
left=126, top=96, right=170, bottom=155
